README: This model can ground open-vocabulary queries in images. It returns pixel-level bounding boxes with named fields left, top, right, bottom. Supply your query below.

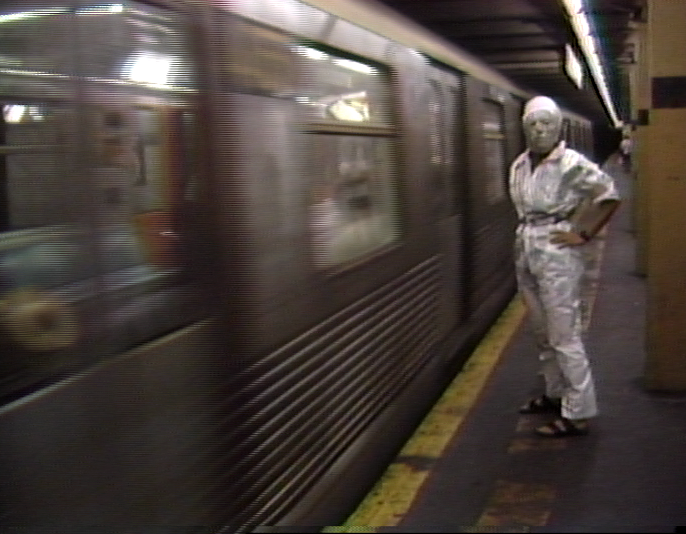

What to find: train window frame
left=427, top=77, right=461, bottom=217
left=296, top=42, right=402, bottom=271
left=0, top=99, right=75, bottom=232
left=423, top=66, right=466, bottom=218
left=481, top=97, right=508, bottom=205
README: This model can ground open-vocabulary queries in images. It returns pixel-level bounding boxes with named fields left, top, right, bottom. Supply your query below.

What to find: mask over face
left=522, top=96, right=562, bottom=154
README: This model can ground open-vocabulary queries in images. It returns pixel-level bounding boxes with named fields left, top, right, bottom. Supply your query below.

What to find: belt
left=518, top=212, right=568, bottom=226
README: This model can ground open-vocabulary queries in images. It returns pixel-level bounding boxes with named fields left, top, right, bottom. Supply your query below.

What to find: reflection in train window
left=89, top=105, right=187, bottom=272
left=298, top=45, right=400, bottom=269
left=0, top=2, right=199, bottom=401
left=309, top=135, right=399, bottom=268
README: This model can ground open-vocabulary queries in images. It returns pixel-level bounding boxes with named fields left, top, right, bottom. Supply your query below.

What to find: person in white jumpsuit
left=510, top=96, right=621, bottom=437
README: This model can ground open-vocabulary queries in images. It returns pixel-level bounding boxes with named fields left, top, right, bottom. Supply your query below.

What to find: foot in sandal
left=535, top=417, right=589, bottom=437
left=519, top=395, right=562, bottom=414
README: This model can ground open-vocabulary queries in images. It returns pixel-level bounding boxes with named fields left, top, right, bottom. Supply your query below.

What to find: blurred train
left=0, top=0, right=594, bottom=531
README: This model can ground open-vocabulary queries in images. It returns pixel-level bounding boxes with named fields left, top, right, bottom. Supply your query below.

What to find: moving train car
left=0, top=0, right=593, bottom=531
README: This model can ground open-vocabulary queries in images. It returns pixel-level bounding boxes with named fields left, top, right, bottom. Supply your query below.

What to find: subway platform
left=324, top=158, right=686, bottom=533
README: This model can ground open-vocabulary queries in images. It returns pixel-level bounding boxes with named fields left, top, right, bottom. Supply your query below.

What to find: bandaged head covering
left=522, top=96, right=561, bottom=121
left=522, top=96, right=562, bottom=153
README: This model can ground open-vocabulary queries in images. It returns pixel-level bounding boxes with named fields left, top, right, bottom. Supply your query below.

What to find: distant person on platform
left=620, top=135, right=633, bottom=172
left=509, top=96, right=621, bottom=437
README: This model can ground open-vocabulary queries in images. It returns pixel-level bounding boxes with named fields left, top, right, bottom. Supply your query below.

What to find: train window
left=222, top=18, right=296, bottom=97
left=309, top=134, right=398, bottom=267
left=298, top=45, right=400, bottom=269
left=0, top=4, right=74, bottom=85
left=428, top=80, right=457, bottom=215
left=0, top=2, right=200, bottom=401
left=428, top=82, right=443, bottom=166
left=482, top=99, right=507, bottom=204
left=82, top=3, right=195, bottom=90
left=1, top=103, right=77, bottom=231
left=562, top=118, right=572, bottom=147
left=0, top=2, right=194, bottom=89
left=87, top=104, right=192, bottom=272
left=568, top=121, right=575, bottom=149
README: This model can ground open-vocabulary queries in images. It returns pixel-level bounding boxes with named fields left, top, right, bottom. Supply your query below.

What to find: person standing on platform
left=619, top=135, right=633, bottom=172
left=509, top=96, right=621, bottom=437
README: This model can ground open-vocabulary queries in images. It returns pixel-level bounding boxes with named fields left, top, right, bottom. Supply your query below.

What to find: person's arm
left=550, top=199, right=621, bottom=247
left=576, top=199, right=621, bottom=241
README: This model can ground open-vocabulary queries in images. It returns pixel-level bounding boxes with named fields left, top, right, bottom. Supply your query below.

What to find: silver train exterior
left=0, top=0, right=594, bottom=531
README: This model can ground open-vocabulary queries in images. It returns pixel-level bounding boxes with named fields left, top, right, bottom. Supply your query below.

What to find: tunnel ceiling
left=375, top=0, right=644, bottom=127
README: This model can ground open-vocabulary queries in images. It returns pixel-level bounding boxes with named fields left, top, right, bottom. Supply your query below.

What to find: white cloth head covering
left=522, top=96, right=561, bottom=120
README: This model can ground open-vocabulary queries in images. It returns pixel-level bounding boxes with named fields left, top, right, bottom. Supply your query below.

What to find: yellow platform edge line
left=323, top=296, right=526, bottom=533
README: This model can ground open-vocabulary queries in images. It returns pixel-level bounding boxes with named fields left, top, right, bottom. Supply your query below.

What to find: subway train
left=0, top=0, right=595, bottom=531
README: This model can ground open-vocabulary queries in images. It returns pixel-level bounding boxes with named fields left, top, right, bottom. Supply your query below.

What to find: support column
left=633, top=10, right=650, bottom=275
left=644, top=0, right=686, bottom=391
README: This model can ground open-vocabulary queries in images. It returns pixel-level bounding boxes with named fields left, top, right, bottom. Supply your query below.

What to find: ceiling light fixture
left=561, top=0, right=623, bottom=128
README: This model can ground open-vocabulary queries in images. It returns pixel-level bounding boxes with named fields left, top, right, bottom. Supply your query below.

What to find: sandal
left=518, top=395, right=561, bottom=414
left=535, top=417, right=589, bottom=438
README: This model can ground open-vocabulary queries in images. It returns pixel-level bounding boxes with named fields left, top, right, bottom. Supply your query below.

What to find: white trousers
left=515, top=227, right=598, bottom=420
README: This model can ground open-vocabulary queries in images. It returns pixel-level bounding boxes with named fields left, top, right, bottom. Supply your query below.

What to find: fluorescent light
left=0, top=4, right=123, bottom=24
left=295, top=47, right=377, bottom=75
left=296, top=46, right=328, bottom=61
left=565, top=44, right=583, bottom=88
left=328, top=100, right=366, bottom=121
left=0, top=68, right=70, bottom=79
left=3, top=104, right=26, bottom=123
left=562, top=0, right=622, bottom=128
left=332, top=58, right=376, bottom=75
left=123, top=53, right=172, bottom=86
left=76, top=4, right=124, bottom=15
left=0, top=7, right=68, bottom=24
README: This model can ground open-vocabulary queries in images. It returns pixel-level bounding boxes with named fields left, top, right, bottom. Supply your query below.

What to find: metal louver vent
left=213, top=256, right=443, bottom=532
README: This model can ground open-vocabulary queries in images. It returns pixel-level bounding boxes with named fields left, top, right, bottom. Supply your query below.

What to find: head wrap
left=522, top=96, right=560, bottom=121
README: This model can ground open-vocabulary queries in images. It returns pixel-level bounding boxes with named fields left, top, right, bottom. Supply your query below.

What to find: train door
left=447, top=76, right=468, bottom=324
left=461, top=78, right=517, bottom=316
left=563, top=117, right=572, bottom=149
left=427, top=66, right=467, bottom=334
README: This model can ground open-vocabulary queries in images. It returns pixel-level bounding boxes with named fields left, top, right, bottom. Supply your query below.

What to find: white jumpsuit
left=509, top=141, right=620, bottom=420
